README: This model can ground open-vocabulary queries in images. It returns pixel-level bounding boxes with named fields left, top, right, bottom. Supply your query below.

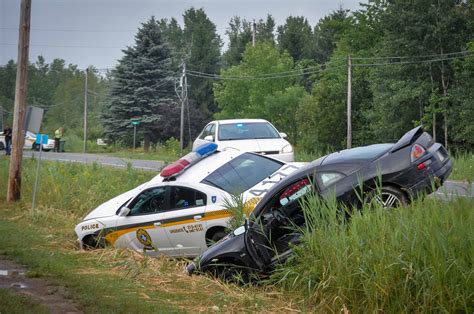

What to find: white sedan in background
left=75, top=143, right=304, bottom=257
left=0, top=131, right=55, bottom=151
left=24, top=131, right=55, bottom=151
left=193, top=119, right=294, bottom=162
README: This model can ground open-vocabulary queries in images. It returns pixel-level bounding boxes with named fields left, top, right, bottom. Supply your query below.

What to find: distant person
left=54, top=127, right=64, bottom=152
left=3, top=124, right=12, bottom=156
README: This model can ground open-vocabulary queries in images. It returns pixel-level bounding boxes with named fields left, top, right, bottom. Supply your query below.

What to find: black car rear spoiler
left=390, top=126, right=423, bottom=153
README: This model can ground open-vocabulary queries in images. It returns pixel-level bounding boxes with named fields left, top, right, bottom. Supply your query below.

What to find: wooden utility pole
left=7, top=0, right=31, bottom=202
left=180, top=62, right=187, bottom=155
left=252, top=20, right=256, bottom=47
left=83, top=67, right=89, bottom=153
left=346, top=55, right=352, bottom=149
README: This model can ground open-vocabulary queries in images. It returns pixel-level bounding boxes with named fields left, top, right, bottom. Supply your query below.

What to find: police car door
left=160, top=185, right=208, bottom=257
left=113, top=186, right=174, bottom=256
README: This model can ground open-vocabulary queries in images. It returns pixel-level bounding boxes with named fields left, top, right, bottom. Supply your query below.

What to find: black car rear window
left=323, top=143, right=393, bottom=164
left=201, top=153, right=283, bottom=194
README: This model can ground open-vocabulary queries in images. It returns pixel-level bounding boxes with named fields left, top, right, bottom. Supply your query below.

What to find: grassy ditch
left=450, top=153, right=474, bottom=182
left=0, top=158, right=301, bottom=312
left=270, top=194, right=474, bottom=312
left=0, top=289, right=49, bottom=313
left=1, top=156, right=472, bottom=312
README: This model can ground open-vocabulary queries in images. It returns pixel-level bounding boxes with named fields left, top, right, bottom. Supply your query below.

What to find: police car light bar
left=160, top=142, right=218, bottom=178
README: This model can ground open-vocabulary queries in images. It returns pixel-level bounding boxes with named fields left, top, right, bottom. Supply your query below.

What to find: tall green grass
left=270, top=193, right=474, bottom=312
left=450, top=153, right=474, bottom=182
left=0, top=157, right=155, bottom=216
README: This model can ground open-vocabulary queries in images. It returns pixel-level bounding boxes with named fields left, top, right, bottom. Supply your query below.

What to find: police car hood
left=82, top=182, right=148, bottom=220
left=240, top=161, right=307, bottom=200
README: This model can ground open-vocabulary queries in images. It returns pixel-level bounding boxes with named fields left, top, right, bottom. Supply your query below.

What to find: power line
left=186, top=51, right=474, bottom=80
left=353, top=53, right=474, bottom=67
left=187, top=65, right=344, bottom=80
left=350, top=50, right=473, bottom=60
left=0, top=27, right=136, bottom=33
left=0, top=43, right=124, bottom=49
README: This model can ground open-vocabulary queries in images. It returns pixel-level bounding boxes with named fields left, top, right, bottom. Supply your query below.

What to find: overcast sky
left=1, top=0, right=364, bottom=69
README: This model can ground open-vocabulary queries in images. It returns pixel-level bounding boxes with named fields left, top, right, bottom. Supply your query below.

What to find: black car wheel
left=369, top=186, right=408, bottom=208
left=32, top=143, right=40, bottom=151
left=209, top=264, right=249, bottom=284
left=206, top=230, right=227, bottom=247
left=0, top=142, right=4, bottom=150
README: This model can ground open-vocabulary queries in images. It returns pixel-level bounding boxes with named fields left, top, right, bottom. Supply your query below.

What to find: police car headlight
left=281, top=144, right=293, bottom=154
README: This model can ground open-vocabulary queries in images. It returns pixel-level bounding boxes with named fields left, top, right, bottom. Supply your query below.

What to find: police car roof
left=147, top=148, right=246, bottom=185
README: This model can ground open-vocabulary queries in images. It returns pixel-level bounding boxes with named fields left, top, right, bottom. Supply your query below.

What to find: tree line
left=1, top=1, right=473, bottom=152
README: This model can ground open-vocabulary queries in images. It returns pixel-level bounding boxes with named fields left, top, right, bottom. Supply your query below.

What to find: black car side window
left=317, top=172, right=345, bottom=189
left=128, top=187, right=168, bottom=216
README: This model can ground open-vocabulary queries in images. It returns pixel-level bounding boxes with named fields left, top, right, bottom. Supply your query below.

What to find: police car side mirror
left=279, top=132, right=288, bottom=139
left=204, top=135, right=214, bottom=142
left=118, top=207, right=130, bottom=217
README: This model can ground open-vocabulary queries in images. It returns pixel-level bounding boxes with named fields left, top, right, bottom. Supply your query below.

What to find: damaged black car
left=186, top=126, right=452, bottom=280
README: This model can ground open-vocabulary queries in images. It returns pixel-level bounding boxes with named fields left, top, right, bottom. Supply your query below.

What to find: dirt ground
left=0, top=256, right=82, bottom=313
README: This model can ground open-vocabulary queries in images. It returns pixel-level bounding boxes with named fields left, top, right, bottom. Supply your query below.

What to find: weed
left=270, top=191, right=474, bottom=312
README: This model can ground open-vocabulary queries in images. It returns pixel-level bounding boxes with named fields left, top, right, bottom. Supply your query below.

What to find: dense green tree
left=223, top=16, right=253, bottom=67
left=313, top=7, right=352, bottom=63
left=214, top=42, right=294, bottom=119
left=367, top=0, right=471, bottom=147
left=183, top=8, right=221, bottom=116
left=0, top=60, right=16, bottom=125
left=450, top=42, right=474, bottom=150
left=296, top=58, right=347, bottom=152
left=256, top=15, right=276, bottom=44
left=223, top=15, right=276, bottom=67
left=264, top=86, right=308, bottom=144
left=102, top=17, right=177, bottom=150
left=277, top=16, right=314, bottom=62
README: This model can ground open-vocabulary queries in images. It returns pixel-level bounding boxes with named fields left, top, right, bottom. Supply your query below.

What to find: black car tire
left=0, top=142, right=4, bottom=150
left=209, top=264, right=248, bottom=284
left=369, top=186, right=408, bottom=208
left=32, top=143, right=40, bottom=151
left=82, top=234, right=106, bottom=249
left=206, top=230, right=227, bottom=247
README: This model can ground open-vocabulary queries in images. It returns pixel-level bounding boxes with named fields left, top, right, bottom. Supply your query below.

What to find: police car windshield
left=201, top=153, right=283, bottom=195
left=218, top=122, right=280, bottom=140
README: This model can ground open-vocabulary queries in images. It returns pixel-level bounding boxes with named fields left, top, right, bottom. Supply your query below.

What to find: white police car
left=75, top=143, right=304, bottom=257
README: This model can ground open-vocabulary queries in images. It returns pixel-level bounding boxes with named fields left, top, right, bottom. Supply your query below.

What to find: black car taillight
left=411, top=144, right=426, bottom=162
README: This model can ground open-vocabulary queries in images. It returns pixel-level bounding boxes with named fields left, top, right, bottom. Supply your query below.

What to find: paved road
left=23, top=151, right=164, bottom=172
left=433, top=180, right=473, bottom=200
left=21, top=150, right=473, bottom=199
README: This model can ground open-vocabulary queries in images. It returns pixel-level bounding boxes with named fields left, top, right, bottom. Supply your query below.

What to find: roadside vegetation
left=0, top=159, right=300, bottom=312
left=1, top=157, right=472, bottom=312
left=0, top=290, right=49, bottom=313
left=269, top=194, right=473, bottom=312
left=450, top=153, right=474, bottom=182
